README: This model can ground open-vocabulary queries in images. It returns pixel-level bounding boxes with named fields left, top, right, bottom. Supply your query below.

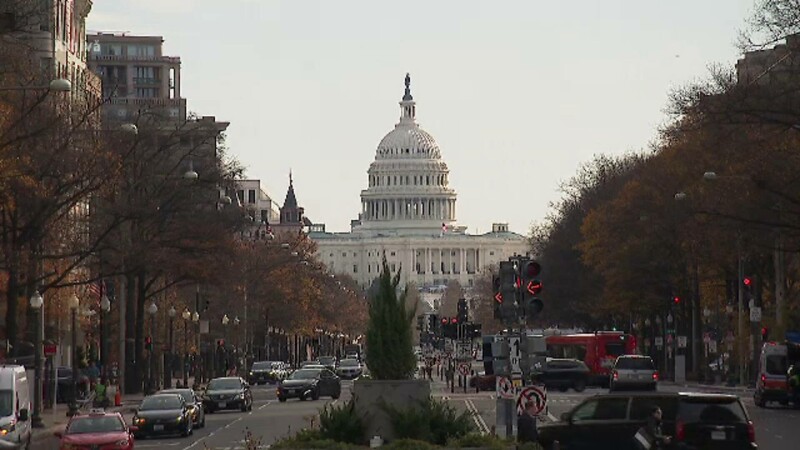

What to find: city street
left=37, top=381, right=353, bottom=450
left=433, top=377, right=800, bottom=450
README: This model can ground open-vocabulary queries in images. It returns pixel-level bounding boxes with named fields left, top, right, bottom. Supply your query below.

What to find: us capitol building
left=308, top=74, right=528, bottom=290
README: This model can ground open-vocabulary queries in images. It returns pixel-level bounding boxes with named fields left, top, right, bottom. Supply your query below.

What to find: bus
left=546, top=331, right=637, bottom=386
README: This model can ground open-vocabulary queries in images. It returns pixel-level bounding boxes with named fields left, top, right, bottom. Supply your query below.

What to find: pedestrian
left=635, top=405, right=671, bottom=449
left=517, top=400, right=540, bottom=446
left=93, top=377, right=108, bottom=408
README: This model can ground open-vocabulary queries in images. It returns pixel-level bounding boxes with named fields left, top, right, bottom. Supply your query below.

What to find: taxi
left=54, top=409, right=137, bottom=450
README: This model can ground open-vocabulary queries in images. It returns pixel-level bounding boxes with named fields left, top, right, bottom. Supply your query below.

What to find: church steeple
left=280, top=171, right=303, bottom=224
left=399, top=72, right=416, bottom=124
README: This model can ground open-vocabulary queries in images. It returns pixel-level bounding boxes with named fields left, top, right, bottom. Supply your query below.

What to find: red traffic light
left=743, top=277, right=753, bottom=287
left=527, top=279, right=543, bottom=295
left=145, top=336, right=152, bottom=344
left=673, top=296, right=681, bottom=304
left=761, top=327, right=768, bottom=336
left=451, top=317, right=458, bottom=324
left=441, top=318, right=448, bottom=325
left=523, top=261, right=541, bottom=278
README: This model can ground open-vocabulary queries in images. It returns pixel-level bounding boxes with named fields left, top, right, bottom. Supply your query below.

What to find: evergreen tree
left=365, top=256, right=417, bottom=380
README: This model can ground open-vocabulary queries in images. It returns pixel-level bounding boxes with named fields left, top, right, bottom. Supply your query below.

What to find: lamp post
left=30, top=291, right=44, bottom=427
left=100, top=291, right=111, bottom=377
left=221, top=315, right=230, bottom=377
left=68, top=294, right=80, bottom=416
left=192, top=312, right=200, bottom=383
left=166, top=306, right=176, bottom=388
left=182, top=309, right=191, bottom=387
left=147, top=302, right=158, bottom=393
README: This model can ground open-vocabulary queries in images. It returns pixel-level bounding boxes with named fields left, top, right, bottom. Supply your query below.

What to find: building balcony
left=108, top=97, right=185, bottom=107
left=90, top=54, right=181, bottom=64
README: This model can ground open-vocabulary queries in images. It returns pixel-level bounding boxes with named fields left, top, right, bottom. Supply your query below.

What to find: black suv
left=201, top=377, right=253, bottom=413
left=538, top=392, right=757, bottom=450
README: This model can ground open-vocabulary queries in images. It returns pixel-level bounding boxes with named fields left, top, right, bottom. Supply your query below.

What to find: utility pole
left=738, top=252, right=745, bottom=387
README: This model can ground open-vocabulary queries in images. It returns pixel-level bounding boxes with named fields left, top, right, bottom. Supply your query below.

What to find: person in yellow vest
left=93, top=377, right=108, bottom=408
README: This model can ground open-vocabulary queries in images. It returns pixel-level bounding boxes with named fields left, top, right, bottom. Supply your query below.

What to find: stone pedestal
left=352, top=378, right=430, bottom=443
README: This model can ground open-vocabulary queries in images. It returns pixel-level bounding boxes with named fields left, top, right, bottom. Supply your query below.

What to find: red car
left=54, top=410, right=137, bottom=450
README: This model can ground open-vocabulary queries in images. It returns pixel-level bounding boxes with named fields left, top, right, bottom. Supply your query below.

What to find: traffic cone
left=114, top=386, right=122, bottom=407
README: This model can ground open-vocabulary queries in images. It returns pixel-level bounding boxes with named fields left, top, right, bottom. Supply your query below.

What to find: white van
left=0, top=365, right=31, bottom=449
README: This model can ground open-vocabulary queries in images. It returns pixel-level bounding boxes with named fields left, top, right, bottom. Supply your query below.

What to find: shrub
left=448, top=433, right=508, bottom=450
left=319, top=399, right=365, bottom=445
left=382, top=438, right=439, bottom=450
left=365, top=256, right=417, bottom=380
left=271, top=428, right=357, bottom=450
left=382, top=397, right=475, bottom=446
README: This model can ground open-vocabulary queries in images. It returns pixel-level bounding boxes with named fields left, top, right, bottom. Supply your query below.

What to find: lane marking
left=223, top=417, right=243, bottom=429
left=464, top=399, right=489, bottom=435
left=547, top=412, right=558, bottom=422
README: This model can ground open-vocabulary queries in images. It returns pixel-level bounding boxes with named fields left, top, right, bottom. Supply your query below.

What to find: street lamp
left=147, top=302, right=158, bottom=392
left=674, top=191, right=687, bottom=201
left=184, top=160, right=198, bottom=180
left=99, top=291, right=111, bottom=376
left=29, top=291, right=44, bottom=427
left=166, top=306, right=176, bottom=388
left=703, top=171, right=718, bottom=181
left=222, top=314, right=230, bottom=326
left=67, top=294, right=80, bottom=416
left=182, top=308, right=191, bottom=387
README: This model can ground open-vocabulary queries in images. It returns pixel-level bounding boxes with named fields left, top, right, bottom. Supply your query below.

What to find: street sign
left=750, top=307, right=762, bottom=323
left=457, top=342, right=471, bottom=358
left=654, top=336, right=663, bottom=348
left=509, top=337, right=521, bottom=373
left=703, top=333, right=711, bottom=344
left=677, top=336, right=687, bottom=348
left=511, top=373, right=523, bottom=389
left=517, top=385, right=547, bottom=416
left=708, top=340, right=718, bottom=353
left=496, top=376, right=514, bottom=399
left=43, top=344, right=57, bottom=356
left=458, top=363, right=471, bottom=377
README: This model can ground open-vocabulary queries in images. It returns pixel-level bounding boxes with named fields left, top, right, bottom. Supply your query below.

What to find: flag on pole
left=88, top=280, right=105, bottom=305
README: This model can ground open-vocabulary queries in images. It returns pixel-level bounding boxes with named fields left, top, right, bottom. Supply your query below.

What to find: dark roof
left=283, top=176, right=298, bottom=209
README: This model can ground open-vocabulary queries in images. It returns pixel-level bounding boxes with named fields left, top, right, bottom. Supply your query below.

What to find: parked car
left=538, top=391, right=758, bottom=450
left=54, top=410, right=136, bottom=450
left=132, top=393, right=193, bottom=438
left=609, top=355, right=658, bottom=391
left=158, top=388, right=205, bottom=428
left=202, top=377, right=253, bottom=413
left=335, top=358, right=363, bottom=379
left=0, top=365, right=31, bottom=449
left=277, top=367, right=341, bottom=402
left=532, top=358, right=590, bottom=392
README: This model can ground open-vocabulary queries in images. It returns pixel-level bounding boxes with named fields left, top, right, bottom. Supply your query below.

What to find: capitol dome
left=356, top=74, right=458, bottom=236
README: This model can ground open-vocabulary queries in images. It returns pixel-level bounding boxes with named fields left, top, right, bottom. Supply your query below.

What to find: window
left=342, top=252, right=347, bottom=257
left=678, top=398, right=748, bottom=424
left=248, top=190, right=256, bottom=204
left=390, top=252, right=396, bottom=256
left=766, top=355, right=788, bottom=375
left=135, top=87, right=158, bottom=98
left=605, top=342, right=626, bottom=358
left=353, top=265, right=358, bottom=273
left=630, top=397, right=677, bottom=421
left=572, top=398, right=628, bottom=422
left=236, top=190, right=244, bottom=204
left=614, top=357, right=654, bottom=370
left=391, top=264, right=396, bottom=272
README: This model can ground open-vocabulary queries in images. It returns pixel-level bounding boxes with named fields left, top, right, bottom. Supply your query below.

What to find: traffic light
left=742, top=276, right=754, bottom=302
left=204, top=298, right=210, bottom=311
left=761, top=327, right=769, bottom=342
left=217, top=339, right=225, bottom=347
left=519, top=259, right=543, bottom=318
left=428, top=314, right=438, bottom=332
left=457, top=298, right=468, bottom=324
left=673, top=296, right=681, bottom=305
left=442, top=318, right=458, bottom=339
left=498, top=260, right=519, bottom=320
left=145, top=336, right=153, bottom=351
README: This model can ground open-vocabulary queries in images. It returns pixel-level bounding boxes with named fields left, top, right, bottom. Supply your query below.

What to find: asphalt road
left=37, top=380, right=354, bottom=450
left=436, top=379, right=800, bottom=450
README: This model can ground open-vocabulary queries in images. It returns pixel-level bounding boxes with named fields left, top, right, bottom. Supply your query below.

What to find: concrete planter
left=352, top=378, right=431, bottom=442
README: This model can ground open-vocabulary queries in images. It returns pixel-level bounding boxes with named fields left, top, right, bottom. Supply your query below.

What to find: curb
left=664, top=382, right=754, bottom=393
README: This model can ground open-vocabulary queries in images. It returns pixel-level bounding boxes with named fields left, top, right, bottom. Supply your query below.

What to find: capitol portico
left=309, top=74, right=528, bottom=289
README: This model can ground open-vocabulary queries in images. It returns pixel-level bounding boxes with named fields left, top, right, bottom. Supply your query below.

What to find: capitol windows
left=342, top=252, right=347, bottom=257
left=391, top=263, right=396, bottom=272
left=390, top=251, right=396, bottom=256
left=353, top=265, right=358, bottom=273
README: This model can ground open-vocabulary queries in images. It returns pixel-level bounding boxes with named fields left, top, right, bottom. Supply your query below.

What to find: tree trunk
left=135, top=270, right=146, bottom=392
left=124, top=273, right=138, bottom=393
left=5, top=265, right=19, bottom=357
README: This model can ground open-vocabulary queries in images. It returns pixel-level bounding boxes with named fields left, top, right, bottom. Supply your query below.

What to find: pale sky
left=89, top=0, right=756, bottom=234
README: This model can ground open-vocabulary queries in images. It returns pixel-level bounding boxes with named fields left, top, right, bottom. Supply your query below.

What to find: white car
left=335, top=359, right=363, bottom=379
